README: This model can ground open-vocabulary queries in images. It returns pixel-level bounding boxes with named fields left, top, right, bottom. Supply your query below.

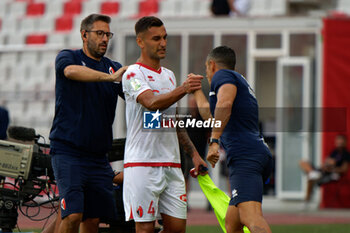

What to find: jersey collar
left=136, top=62, right=162, bottom=74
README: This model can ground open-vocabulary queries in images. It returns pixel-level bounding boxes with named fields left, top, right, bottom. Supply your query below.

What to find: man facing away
left=191, top=46, right=273, bottom=233
left=122, top=16, right=207, bottom=233
left=49, top=14, right=127, bottom=233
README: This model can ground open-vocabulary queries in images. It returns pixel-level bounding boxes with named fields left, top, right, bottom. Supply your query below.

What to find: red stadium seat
left=26, top=34, right=47, bottom=45
left=138, top=0, right=159, bottom=18
left=26, top=2, right=45, bottom=16
left=101, top=1, right=120, bottom=16
left=63, top=1, right=82, bottom=16
left=55, top=16, right=73, bottom=32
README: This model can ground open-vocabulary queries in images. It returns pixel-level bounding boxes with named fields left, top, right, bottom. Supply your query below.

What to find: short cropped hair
left=80, top=14, right=111, bottom=32
left=135, top=16, right=164, bottom=35
left=207, top=46, right=236, bottom=70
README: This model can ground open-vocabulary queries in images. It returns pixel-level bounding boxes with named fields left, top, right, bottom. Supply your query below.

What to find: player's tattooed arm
left=176, top=126, right=195, bottom=158
left=176, top=109, right=208, bottom=175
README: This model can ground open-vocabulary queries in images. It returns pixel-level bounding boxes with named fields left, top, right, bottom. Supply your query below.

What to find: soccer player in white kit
left=122, top=16, right=208, bottom=233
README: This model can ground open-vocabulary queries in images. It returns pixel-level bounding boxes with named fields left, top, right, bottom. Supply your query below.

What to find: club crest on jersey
left=109, top=66, right=115, bottom=74
left=180, top=194, right=187, bottom=202
left=61, top=198, right=66, bottom=210
left=137, top=206, right=143, bottom=217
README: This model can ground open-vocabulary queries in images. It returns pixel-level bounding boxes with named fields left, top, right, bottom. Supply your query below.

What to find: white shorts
left=123, top=166, right=187, bottom=222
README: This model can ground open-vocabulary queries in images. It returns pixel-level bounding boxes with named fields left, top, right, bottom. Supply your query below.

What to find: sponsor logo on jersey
left=143, top=110, right=162, bottom=129
left=137, top=206, right=143, bottom=217
left=180, top=194, right=187, bottom=202
left=109, top=66, right=115, bottom=74
left=61, top=198, right=66, bottom=210
left=148, top=76, right=155, bottom=81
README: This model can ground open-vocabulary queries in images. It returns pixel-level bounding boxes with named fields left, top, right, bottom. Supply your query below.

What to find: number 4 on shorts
left=148, top=200, right=155, bottom=216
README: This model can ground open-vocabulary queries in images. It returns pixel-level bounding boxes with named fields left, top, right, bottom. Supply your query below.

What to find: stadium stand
left=158, top=0, right=178, bottom=18
left=336, top=0, right=350, bottom=14
left=119, top=0, right=140, bottom=18
left=137, top=0, right=158, bottom=18
left=55, top=15, right=74, bottom=32
left=26, top=2, right=46, bottom=17
left=63, top=1, right=83, bottom=16
left=26, top=34, right=47, bottom=45
left=100, top=1, right=120, bottom=16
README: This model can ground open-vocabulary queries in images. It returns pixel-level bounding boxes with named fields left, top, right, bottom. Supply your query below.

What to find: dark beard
left=87, top=42, right=105, bottom=59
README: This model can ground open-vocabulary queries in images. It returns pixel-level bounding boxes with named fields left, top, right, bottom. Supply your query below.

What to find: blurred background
left=0, top=0, right=350, bottom=222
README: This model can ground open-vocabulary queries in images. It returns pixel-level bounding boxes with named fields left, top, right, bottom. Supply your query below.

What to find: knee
left=225, top=219, right=243, bottom=233
left=63, top=213, right=82, bottom=229
left=136, top=222, right=155, bottom=233
left=238, top=210, right=259, bottom=228
left=162, top=225, right=185, bottom=233
left=82, top=218, right=99, bottom=228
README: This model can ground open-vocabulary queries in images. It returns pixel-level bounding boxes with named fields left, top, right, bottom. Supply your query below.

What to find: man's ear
left=81, top=30, right=87, bottom=40
left=136, top=35, right=144, bottom=49
left=209, top=60, right=216, bottom=72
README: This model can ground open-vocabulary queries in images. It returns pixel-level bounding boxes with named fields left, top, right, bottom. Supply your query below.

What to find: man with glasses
left=49, top=14, right=127, bottom=233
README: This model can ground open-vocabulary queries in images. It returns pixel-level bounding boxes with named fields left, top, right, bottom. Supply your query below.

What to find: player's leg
left=227, top=154, right=272, bottom=233
left=59, top=213, right=83, bottom=233
left=158, top=167, right=187, bottom=233
left=80, top=218, right=99, bottom=233
left=225, top=205, right=244, bottom=233
left=41, top=208, right=61, bottom=233
left=83, top=156, right=116, bottom=231
left=123, top=167, right=165, bottom=233
left=237, top=201, right=271, bottom=233
left=51, top=153, right=86, bottom=233
left=135, top=221, right=156, bottom=233
left=160, top=213, right=186, bottom=233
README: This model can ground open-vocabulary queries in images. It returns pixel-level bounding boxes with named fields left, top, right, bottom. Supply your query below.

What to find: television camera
left=0, top=126, right=55, bottom=232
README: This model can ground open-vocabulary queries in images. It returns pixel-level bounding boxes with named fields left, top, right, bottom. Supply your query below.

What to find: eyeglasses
left=86, top=30, right=114, bottom=39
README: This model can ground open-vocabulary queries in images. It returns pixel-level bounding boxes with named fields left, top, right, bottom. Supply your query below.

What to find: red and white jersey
left=122, top=63, right=180, bottom=167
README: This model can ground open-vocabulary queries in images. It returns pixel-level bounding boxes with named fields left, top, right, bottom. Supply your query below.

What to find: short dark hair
left=207, top=46, right=236, bottom=70
left=80, top=14, right=111, bottom=32
left=135, top=16, right=164, bottom=35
